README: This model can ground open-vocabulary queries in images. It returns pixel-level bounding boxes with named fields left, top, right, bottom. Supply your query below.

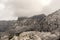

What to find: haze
left=0, top=0, right=60, bottom=20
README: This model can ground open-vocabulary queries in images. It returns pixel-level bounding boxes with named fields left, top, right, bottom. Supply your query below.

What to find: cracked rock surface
left=10, top=31, right=60, bottom=40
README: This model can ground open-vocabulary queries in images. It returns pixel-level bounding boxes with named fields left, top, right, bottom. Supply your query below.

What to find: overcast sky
left=0, top=0, right=60, bottom=20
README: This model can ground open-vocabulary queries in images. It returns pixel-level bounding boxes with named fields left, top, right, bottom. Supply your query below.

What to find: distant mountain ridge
left=0, top=9, right=60, bottom=40
left=0, top=21, right=16, bottom=32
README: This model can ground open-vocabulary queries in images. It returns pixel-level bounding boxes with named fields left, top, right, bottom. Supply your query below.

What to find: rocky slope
left=0, top=31, right=60, bottom=40
left=0, top=21, right=16, bottom=32
left=7, top=14, right=46, bottom=34
left=40, top=9, right=60, bottom=32
left=0, top=9, right=60, bottom=40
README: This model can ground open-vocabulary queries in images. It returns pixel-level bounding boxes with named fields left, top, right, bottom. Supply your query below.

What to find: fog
left=0, top=0, right=60, bottom=20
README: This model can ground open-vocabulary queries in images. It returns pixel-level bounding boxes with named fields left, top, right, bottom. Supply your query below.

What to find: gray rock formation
left=0, top=21, right=16, bottom=32
left=40, top=9, right=60, bottom=32
left=10, top=31, right=60, bottom=40
left=0, top=9, right=60, bottom=40
left=8, top=14, right=46, bottom=34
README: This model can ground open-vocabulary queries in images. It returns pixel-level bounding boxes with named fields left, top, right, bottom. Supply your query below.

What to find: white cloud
left=0, top=0, right=60, bottom=20
left=0, top=0, right=17, bottom=20
left=0, top=3, right=5, bottom=10
left=15, top=0, right=44, bottom=17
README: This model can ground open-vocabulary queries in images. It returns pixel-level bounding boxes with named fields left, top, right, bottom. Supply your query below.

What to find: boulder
left=10, top=31, right=60, bottom=40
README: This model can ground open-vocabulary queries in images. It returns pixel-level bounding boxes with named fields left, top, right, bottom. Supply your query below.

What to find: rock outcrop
left=7, top=14, right=46, bottom=34
left=40, top=9, right=60, bottom=32
left=0, top=9, right=60, bottom=40
left=10, top=31, right=60, bottom=40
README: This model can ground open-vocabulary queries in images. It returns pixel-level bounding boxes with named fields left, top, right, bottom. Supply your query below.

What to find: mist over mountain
left=0, top=21, right=16, bottom=32
left=0, top=9, right=60, bottom=40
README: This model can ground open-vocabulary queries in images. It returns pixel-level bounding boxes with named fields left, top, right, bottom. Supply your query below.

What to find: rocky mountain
left=0, top=9, right=60, bottom=40
left=40, top=9, right=60, bottom=32
left=0, top=31, right=60, bottom=40
left=0, top=14, right=47, bottom=40
left=7, top=14, right=46, bottom=34
left=10, top=31, right=60, bottom=40
left=0, top=21, right=16, bottom=32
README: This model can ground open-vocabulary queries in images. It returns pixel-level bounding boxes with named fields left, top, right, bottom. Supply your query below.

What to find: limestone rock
left=9, top=14, right=46, bottom=33
left=10, top=31, right=60, bottom=40
left=40, top=9, right=60, bottom=32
